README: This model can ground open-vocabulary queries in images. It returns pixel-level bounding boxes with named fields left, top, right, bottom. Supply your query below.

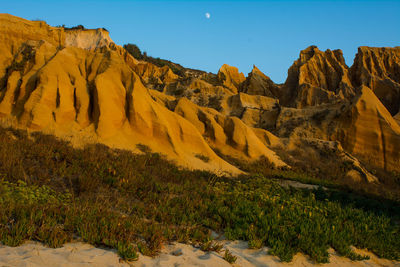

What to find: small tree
left=123, top=43, right=143, bottom=60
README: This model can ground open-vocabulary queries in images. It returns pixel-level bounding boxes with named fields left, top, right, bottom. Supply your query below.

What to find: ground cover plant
left=0, top=126, right=399, bottom=263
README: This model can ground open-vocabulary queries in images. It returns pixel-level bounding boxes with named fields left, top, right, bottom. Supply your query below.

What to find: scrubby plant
left=223, top=249, right=237, bottom=263
left=123, top=43, right=185, bottom=76
left=200, top=240, right=223, bottom=252
left=0, top=126, right=399, bottom=263
left=123, top=43, right=143, bottom=60
left=64, top=24, right=86, bottom=30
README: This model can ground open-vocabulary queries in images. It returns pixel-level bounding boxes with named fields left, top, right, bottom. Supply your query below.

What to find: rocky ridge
left=0, top=14, right=399, bottom=185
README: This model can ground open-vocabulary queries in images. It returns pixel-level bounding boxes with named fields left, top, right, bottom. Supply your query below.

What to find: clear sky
left=2, top=0, right=399, bottom=83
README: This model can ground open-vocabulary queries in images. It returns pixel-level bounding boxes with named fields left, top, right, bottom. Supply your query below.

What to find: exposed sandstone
left=174, top=98, right=287, bottom=167
left=350, top=46, right=400, bottom=115
left=132, top=62, right=179, bottom=89
left=281, top=46, right=354, bottom=108
left=240, top=65, right=280, bottom=98
left=64, top=28, right=113, bottom=50
left=335, top=86, right=400, bottom=172
left=394, top=112, right=400, bottom=125
left=217, top=64, right=245, bottom=93
left=1, top=13, right=400, bottom=178
left=274, top=85, right=400, bottom=173
left=0, top=14, right=243, bottom=175
left=0, top=14, right=289, bottom=175
left=226, top=93, right=280, bottom=130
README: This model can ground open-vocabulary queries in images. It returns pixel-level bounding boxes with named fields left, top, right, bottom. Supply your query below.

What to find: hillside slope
left=0, top=14, right=288, bottom=175
left=0, top=14, right=399, bottom=183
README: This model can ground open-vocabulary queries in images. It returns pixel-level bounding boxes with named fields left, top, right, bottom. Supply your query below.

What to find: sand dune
left=1, top=240, right=399, bottom=267
left=0, top=242, right=129, bottom=267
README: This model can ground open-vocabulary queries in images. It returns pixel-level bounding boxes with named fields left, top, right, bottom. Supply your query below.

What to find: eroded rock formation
left=350, top=46, right=400, bottom=116
left=280, top=46, right=354, bottom=108
left=1, top=13, right=400, bottom=180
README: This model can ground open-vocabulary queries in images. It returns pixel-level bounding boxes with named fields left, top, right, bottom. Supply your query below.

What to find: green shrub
left=223, top=249, right=237, bottom=263
left=123, top=43, right=143, bottom=60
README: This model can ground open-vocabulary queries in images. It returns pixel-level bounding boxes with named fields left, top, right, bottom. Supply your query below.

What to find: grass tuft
left=223, top=249, right=237, bottom=263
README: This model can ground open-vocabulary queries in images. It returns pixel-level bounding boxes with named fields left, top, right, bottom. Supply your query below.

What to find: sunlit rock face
left=279, top=46, right=354, bottom=108
left=350, top=46, right=400, bottom=116
left=0, top=14, right=286, bottom=176
left=1, top=13, right=400, bottom=178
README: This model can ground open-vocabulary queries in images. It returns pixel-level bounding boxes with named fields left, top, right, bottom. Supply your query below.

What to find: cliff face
left=0, top=14, right=288, bottom=175
left=64, top=29, right=113, bottom=50
left=350, top=46, right=400, bottom=116
left=217, top=64, right=246, bottom=93
left=0, top=13, right=400, bottom=179
left=281, top=46, right=354, bottom=108
left=336, top=86, right=400, bottom=171
left=240, top=65, right=280, bottom=98
left=273, top=46, right=400, bottom=173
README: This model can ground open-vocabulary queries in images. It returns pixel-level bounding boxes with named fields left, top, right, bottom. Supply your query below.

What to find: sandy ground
left=1, top=240, right=399, bottom=267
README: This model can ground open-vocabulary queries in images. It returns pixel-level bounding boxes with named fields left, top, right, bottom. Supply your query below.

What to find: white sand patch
left=0, top=241, right=129, bottom=267
left=0, top=240, right=399, bottom=267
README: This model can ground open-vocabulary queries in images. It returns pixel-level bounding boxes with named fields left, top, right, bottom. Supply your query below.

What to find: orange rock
left=281, top=46, right=354, bottom=108
left=217, top=64, right=245, bottom=93
left=337, top=86, right=400, bottom=172
left=1, top=13, right=400, bottom=177
left=240, top=65, right=280, bottom=98
left=350, top=46, right=400, bottom=115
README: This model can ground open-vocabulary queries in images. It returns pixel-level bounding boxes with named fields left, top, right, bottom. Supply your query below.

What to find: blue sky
left=2, top=0, right=399, bottom=83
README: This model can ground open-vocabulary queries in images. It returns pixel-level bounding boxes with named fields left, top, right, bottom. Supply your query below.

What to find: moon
left=205, top=12, right=211, bottom=19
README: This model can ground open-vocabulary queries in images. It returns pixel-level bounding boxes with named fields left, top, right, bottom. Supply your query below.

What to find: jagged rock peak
left=251, top=65, right=264, bottom=74
left=299, top=45, right=319, bottom=61
left=350, top=46, right=400, bottom=115
left=217, top=64, right=245, bottom=93
left=298, top=46, right=347, bottom=67
left=240, top=65, right=279, bottom=98
left=281, top=45, right=354, bottom=107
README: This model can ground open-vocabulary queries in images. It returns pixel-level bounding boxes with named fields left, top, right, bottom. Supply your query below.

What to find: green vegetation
left=54, top=24, right=109, bottom=32
left=123, top=43, right=186, bottom=76
left=123, top=43, right=143, bottom=60
left=65, top=24, right=86, bottom=30
left=123, top=43, right=221, bottom=87
left=200, top=240, right=223, bottom=252
left=0, top=126, right=399, bottom=263
left=272, top=143, right=400, bottom=201
left=223, top=249, right=237, bottom=264
left=215, top=145, right=400, bottom=202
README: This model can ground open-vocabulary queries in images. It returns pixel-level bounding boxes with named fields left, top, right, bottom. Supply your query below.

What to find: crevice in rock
left=87, top=81, right=100, bottom=130
left=377, top=113, right=387, bottom=171
left=73, top=87, right=79, bottom=121
left=56, top=87, right=60, bottom=108
left=197, top=110, right=216, bottom=141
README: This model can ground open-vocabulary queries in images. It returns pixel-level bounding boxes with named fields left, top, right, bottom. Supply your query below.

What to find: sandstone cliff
left=336, top=86, right=400, bottom=171
left=0, top=14, right=288, bottom=175
left=350, top=46, right=400, bottom=116
left=281, top=46, right=354, bottom=108
left=1, top=13, right=400, bottom=180
left=217, top=64, right=246, bottom=93
left=240, top=65, right=280, bottom=98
